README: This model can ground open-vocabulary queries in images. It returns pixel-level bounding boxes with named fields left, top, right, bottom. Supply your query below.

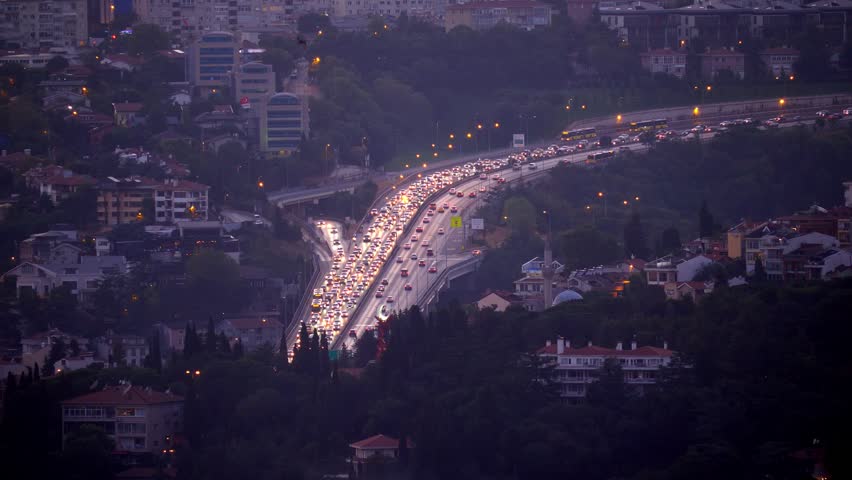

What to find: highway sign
left=450, top=216, right=462, bottom=228
left=471, top=218, right=484, bottom=230
left=513, top=134, right=525, bottom=148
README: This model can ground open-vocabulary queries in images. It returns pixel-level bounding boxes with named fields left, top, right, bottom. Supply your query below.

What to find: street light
left=616, top=114, right=623, bottom=123
left=416, top=153, right=421, bottom=158
left=779, top=98, right=786, bottom=106
left=257, top=180, right=264, bottom=188
left=476, top=123, right=483, bottom=130
left=449, top=133, right=455, bottom=139
left=466, top=132, right=472, bottom=139
left=494, top=122, right=500, bottom=128
left=693, top=106, right=700, bottom=117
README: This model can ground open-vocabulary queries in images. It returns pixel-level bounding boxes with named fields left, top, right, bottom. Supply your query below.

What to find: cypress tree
left=184, top=323, right=196, bottom=358
left=218, top=332, right=231, bottom=354
left=331, top=359, right=339, bottom=384
left=310, top=331, right=321, bottom=377
left=623, top=211, right=649, bottom=259
left=319, top=332, right=330, bottom=379
left=206, top=316, right=217, bottom=352
left=753, top=257, right=768, bottom=283
left=3, top=372, right=16, bottom=409
left=33, top=363, right=40, bottom=381
left=699, top=200, right=715, bottom=238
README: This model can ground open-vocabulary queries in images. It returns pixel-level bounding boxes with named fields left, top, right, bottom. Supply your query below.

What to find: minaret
left=542, top=226, right=554, bottom=309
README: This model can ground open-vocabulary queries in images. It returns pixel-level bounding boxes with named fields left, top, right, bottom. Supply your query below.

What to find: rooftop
left=62, top=385, right=183, bottom=406
left=538, top=343, right=674, bottom=357
left=113, top=102, right=144, bottom=113
left=350, top=434, right=415, bottom=450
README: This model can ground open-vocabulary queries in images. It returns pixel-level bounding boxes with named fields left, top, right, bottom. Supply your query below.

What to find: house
left=700, top=48, right=745, bottom=80
left=537, top=338, right=674, bottom=400
left=749, top=229, right=838, bottom=279
left=565, top=260, right=643, bottom=297
left=476, top=291, right=520, bottom=312
left=154, top=178, right=210, bottom=223
left=644, top=254, right=714, bottom=286
left=202, top=133, right=246, bottom=154
left=54, top=352, right=98, bottom=373
left=34, top=169, right=96, bottom=205
left=218, top=317, right=283, bottom=352
left=521, top=256, right=565, bottom=277
left=18, top=229, right=79, bottom=262
left=113, top=102, right=145, bottom=127
left=94, top=334, right=151, bottom=367
left=100, top=54, right=144, bottom=73
left=2, top=255, right=128, bottom=303
left=20, top=329, right=89, bottom=370
left=663, top=280, right=714, bottom=301
left=760, top=48, right=799, bottom=77
left=640, top=48, right=688, bottom=79
left=350, top=434, right=415, bottom=476
left=61, top=385, right=183, bottom=454
left=194, top=105, right=244, bottom=133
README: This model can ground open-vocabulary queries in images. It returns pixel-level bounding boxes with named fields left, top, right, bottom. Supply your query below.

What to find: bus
left=628, top=119, right=667, bottom=133
left=587, top=151, right=616, bottom=163
left=561, top=127, right=597, bottom=142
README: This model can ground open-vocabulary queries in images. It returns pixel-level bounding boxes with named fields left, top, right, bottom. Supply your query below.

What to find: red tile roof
left=113, top=102, right=144, bottom=113
left=701, top=49, right=745, bottom=56
left=349, top=434, right=415, bottom=450
left=62, top=386, right=183, bottom=406
left=537, top=344, right=674, bottom=357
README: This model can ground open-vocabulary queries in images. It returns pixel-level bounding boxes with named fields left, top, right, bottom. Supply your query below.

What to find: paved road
left=220, top=208, right=270, bottom=227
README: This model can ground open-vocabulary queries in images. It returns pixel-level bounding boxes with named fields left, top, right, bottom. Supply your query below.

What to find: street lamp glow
left=706, top=85, right=712, bottom=92
left=634, top=196, right=640, bottom=201
left=779, top=98, right=786, bottom=106
left=597, top=192, right=604, bottom=198
left=494, top=122, right=500, bottom=128
left=422, top=163, right=427, bottom=168
left=404, top=164, right=409, bottom=168
left=476, top=124, right=483, bottom=130
left=257, top=181, right=264, bottom=188
left=449, top=133, right=455, bottom=139
left=693, top=106, right=700, bottom=116
left=623, top=200, right=629, bottom=205
left=416, top=153, right=421, bottom=158
left=581, top=105, right=587, bottom=110
left=466, top=132, right=472, bottom=139
left=616, top=114, right=623, bottom=122
left=448, top=144, right=454, bottom=149
left=789, top=75, right=795, bottom=81
left=565, top=105, right=571, bottom=110
left=432, top=152, right=438, bottom=157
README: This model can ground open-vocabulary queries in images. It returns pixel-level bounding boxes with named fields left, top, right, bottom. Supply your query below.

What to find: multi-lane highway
left=286, top=104, right=852, bottom=353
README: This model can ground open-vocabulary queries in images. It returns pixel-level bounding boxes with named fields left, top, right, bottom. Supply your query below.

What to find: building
left=97, top=177, right=209, bottom=225
left=113, top=102, right=145, bottom=127
left=565, top=260, right=642, bottom=297
left=28, top=167, right=95, bottom=205
left=639, top=48, right=687, bottom=78
left=193, top=105, right=245, bottom=133
left=218, top=317, right=283, bottom=352
left=777, top=204, right=838, bottom=238
left=154, top=178, right=210, bottom=223
left=330, top=0, right=437, bottom=19
left=444, top=0, right=553, bottom=31
left=54, top=351, right=98, bottom=373
left=700, top=48, right=745, bottom=80
left=97, top=177, right=153, bottom=225
left=350, top=434, right=414, bottom=476
left=745, top=227, right=838, bottom=278
left=261, top=92, right=307, bottom=157
left=476, top=291, right=520, bottom=312
left=537, top=338, right=674, bottom=399
left=565, top=0, right=597, bottom=24
left=234, top=62, right=276, bottom=109
left=61, top=385, right=183, bottom=454
left=20, top=328, right=89, bottom=370
left=2, top=255, right=128, bottom=302
left=94, top=334, right=151, bottom=367
left=644, top=254, right=714, bottom=286
left=0, top=0, right=88, bottom=49
left=188, top=32, right=240, bottom=98
left=760, top=47, right=799, bottom=77
left=663, top=280, right=714, bottom=301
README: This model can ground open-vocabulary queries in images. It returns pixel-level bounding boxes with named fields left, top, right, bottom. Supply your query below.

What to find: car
left=404, top=284, right=412, bottom=291
left=403, top=243, right=411, bottom=250
left=479, top=186, right=486, bottom=193
left=331, top=228, right=338, bottom=234
left=456, top=192, right=464, bottom=198
left=449, top=188, right=456, bottom=194
left=375, top=291, right=383, bottom=298
left=816, top=110, right=830, bottom=117
left=349, top=329, right=357, bottom=338
left=381, top=278, right=389, bottom=286
left=418, top=260, right=426, bottom=267
left=253, top=214, right=264, bottom=225
left=416, top=226, right=424, bottom=233
left=428, top=265, right=438, bottom=273
left=410, top=253, right=418, bottom=260
left=450, top=206, right=458, bottom=213
left=528, top=162, right=537, bottom=170
left=423, top=218, right=431, bottom=224
left=386, top=296, right=395, bottom=303
left=827, top=113, right=843, bottom=121
left=472, top=249, right=482, bottom=256
left=437, top=207, right=444, bottom=213
left=437, top=228, right=445, bottom=235
left=316, top=220, right=325, bottom=226
left=468, top=191, right=477, bottom=198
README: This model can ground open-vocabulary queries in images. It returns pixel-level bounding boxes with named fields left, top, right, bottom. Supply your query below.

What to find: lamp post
left=598, top=191, right=607, bottom=217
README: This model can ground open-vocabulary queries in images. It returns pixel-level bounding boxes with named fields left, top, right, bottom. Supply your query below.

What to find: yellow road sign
left=450, top=216, right=462, bottom=228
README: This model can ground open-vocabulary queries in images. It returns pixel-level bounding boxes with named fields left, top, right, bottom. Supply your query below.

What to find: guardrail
left=415, top=255, right=482, bottom=309
left=286, top=232, right=322, bottom=348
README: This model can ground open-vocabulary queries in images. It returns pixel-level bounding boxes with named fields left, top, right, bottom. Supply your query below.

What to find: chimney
left=545, top=339, right=551, bottom=347
left=556, top=337, right=565, bottom=354
left=663, top=340, right=669, bottom=350
left=616, top=341, right=623, bottom=351
left=631, top=340, right=637, bottom=350
left=565, top=339, right=571, bottom=349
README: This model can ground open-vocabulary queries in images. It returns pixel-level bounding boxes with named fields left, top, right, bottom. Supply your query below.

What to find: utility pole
left=542, top=210, right=554, bottom=310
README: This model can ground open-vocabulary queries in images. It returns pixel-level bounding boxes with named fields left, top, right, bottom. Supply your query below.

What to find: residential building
left=521, top=256, right=565, bottom=277
left=644, top=254, right=714, bottom=286
left=565, top=0, right=597, bottom=24
left=95, top=334, right=151, bottom=367
left=1, top=255, right=128, bottom=302
left=760, top=47, right=799, bottom=77
left=29, top=167, right=95, bottom=205
left=727, top=220, right=767, bottom=260
left=700, top=48, right=745, bottom=80
left=835, top=207, right=852, bottom=247
left=97, top=176, right=209, bottom=225
left=240, top=265, right=289, bottom=315
left=54, top=351, right=98, bottom=373
left=444, top=0, right=553, bottom=31
left=218, top=317, right=283, bottom=352
left=154, top=178, right=210, bottom=223
left=193, top=105, right=245, bottom=133
left=663, top=280, right=714, bottom=301
left=188, top=31, right=240, bottom=98
left=537, top=338, right=674, bottom=400
left=17, top=228, right=79, bottom=262
left=97, top=177, right=153, bottom=225
left=61, top=385, right=183, bottom=454
left=565, top=260, right=642, bottom=297
left=331, top=0, right=437, bottom=19
left=777, top=204, right=838, bottom=238
left=844, top=181, right=852, bottom=207
left=261, top=92, right=307, bottom=157
left=747, top=228, right=838, bottom=278
left=0, top=0, right=88, bottom=49
left=20, top=328, right=89, bottom=370
left=805, top=248, right=852, bottom=280
left=599, top=2, right=678, bottom=51
left=113, top=102, right=145, bottom=127
left=476, top=291, right=521, bottom=312
left=350, top=434, right=414, bottom=477
left=639, top=48, right=687, bottom=78
left=234, top=62, right=276, bottom=110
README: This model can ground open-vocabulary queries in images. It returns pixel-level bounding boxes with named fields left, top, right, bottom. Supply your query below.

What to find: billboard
left=471, top=218, right=484, bottom=230
left=450, top=216, right=463, bottom=228
left=512, top=134, right=525, bottom=148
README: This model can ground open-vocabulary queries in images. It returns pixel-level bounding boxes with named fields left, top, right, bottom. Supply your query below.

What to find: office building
left=0, top=0, right=88, bottom=49
left=261, top=92, right=307, bottom=156
left=188, top=31, right=239, bottom=98
left=444, top=0, right=552, bottom=31
left=234, top=62, right=276, bottom=109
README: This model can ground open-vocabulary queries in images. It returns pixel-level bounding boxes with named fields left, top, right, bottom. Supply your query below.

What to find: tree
left=218, top=332, right=231, bottom=354
left=146, top=331, right=162, bottom=372
left=127, top=24, right=170, bottom=56
left=560, top=227, right=620, bottom=270
left=659, top=227, right=682, bottom=255
left=45, top=56, right=69, bottom=74
left=753, top=256, right=767, bottom=283
left=111, top=341, right=126, bottom=367
left=319, top=332, right=330, bottom=379
left=586, top=357, right=627, bottom=410
left=43, top=338, right=66, bottom=377
left=206, top=316, right=217, bottom=353
left=262, top=48, right=295, bottom=89
left=699, top=200, right=715, bottom=238
left=32, top=362, right=40, bottom=381
left=184, top=323, right=198, bottom=358
left=623, top=211, right=649, bottom=259
left=298, top=12, right=332, bottom=34
left=185, top=250, right=248, bottom=317
left=502, top=196, right=537, bottom=237
left=60, top=424, right=117, bottom=480
left=233, top=338, right=244, bottom=358
left=354, top=329, right=378, bottom=367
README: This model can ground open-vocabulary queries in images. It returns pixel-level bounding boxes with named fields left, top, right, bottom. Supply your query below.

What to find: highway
left=286, top=103, right=851, bottom=353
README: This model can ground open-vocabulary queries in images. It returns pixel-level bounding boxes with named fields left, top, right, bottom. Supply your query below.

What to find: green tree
left=623, top=211, right=649, bottom=259
left=560, top=227, right=620, bottom=270
left=262, top=48, right=295, bottom=89
left=354, top=329, right=378, bottom=367
left=659, top=227, right=682, bottom=255
left=502, top=196, right=537, bottom=237
left=185, top=250, right=248, bottom=317
left=753, top=256, right=767, bottom=283
left=60, top=424, right=117, bottom=480
left=698, top=200, right=715, bottom=238
left=297, top=12, right=332, bottom=34
left=45, top=56, right=69, bottom=74
left=127, top=24, right=170, bottom=56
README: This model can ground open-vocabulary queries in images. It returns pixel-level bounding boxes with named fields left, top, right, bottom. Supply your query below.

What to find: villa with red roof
left=538, top=338, right=674, bottom=400
left=62, top=385, right=183, bottom=455
left=350, top=434, right=415, bottom=476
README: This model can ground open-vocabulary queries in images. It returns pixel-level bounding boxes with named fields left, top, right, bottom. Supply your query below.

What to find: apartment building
left=639, top=48, right=687, bottom=78
left=154, top=178, right=210, bottom=222
left=261, top=92, right=307, bottom=156
left=188, top=31, right=239, bottom=98
left=538, top=338, right=674, bottom=400
left=332, top=0, right=438, bottom=18
left=97, top=177, right=153, bottom=225
left=0, top=0, right=88, bottom=49
left=444, top=0, right=552, bottom=31
left=760, top=47, right=799, bottom=77
left=23, top=166, right=96, bottom=205
left=97, top=177, right=210, bottom=225
left=61, top=385, right=183, bottom=454
left=234, top=62, right=276, bottom=109
left=94, top=334, right=151, bottom=367
left=700, top=48, right=745, bottom=80
left=644, top=254, right=713, bottom=286
left=1, top=255, right=128, bottom=302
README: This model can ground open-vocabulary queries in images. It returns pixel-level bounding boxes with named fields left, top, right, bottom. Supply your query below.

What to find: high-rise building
left=0, top=0, right=88, bottom=50
left=234, top=62, right=276, bottom=108
left=261, top=92, right=307, bottom=157
left=188, top=31, right=239, bottom=97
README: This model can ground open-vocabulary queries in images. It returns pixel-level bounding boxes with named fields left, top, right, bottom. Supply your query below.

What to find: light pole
left=598, top=191, right=607, bottom=217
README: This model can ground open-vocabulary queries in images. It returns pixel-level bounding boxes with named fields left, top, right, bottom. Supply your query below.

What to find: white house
left=54, top=352, right=97, bottom=373
left=2, top=255, right=128, bottom=302
left=350, top=434, right=414, bottom=476
left=645, top=254, right=713, bottom=286
left=476, top=292, right=516, bottom=312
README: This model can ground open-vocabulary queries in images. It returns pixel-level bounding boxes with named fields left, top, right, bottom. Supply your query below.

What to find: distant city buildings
left=0, top=0, right=89, bottom=50
left=444, top=0, right=553, bottom=31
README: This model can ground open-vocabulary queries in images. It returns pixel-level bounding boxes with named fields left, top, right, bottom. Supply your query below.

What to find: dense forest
left=3, top=278, right=851, bottom=480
